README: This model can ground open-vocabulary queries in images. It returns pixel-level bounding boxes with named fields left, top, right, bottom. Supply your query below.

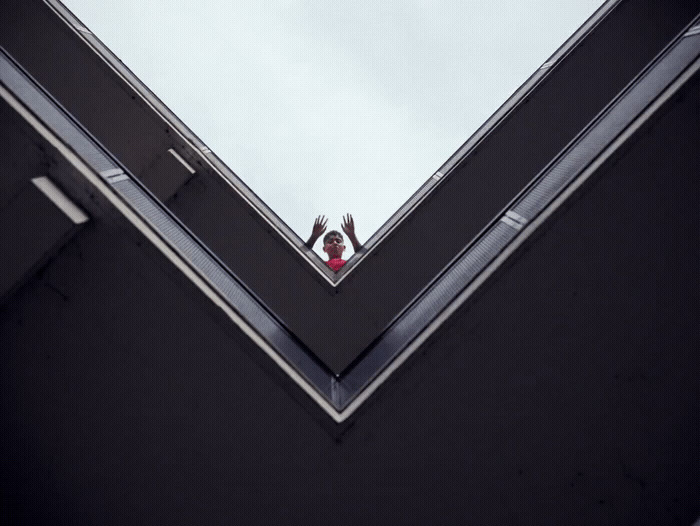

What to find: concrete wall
left=1, top=50, right=698, bottom=526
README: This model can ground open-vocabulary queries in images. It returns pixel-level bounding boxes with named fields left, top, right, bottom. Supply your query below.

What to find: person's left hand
left=341, top=213, right=355, bottom=237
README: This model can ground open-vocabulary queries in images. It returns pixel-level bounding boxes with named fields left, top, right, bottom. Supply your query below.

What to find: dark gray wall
left=1, top=49, right=699, bottom=526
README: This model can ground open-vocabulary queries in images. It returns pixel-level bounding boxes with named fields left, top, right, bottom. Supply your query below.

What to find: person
left=305, top=214, right=362, bottom=271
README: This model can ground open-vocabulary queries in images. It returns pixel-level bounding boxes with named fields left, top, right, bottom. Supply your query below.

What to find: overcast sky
left=62, top=0, right=605, bottom=257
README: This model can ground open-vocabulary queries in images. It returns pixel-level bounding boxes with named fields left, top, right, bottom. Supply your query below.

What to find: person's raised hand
left=341, top=213, right=355, bottom=237
left=312, top=215, right=328, bottom=237
left=342, top=213, right=362, bottom=252
left=341, top=214, right=362, bottom=252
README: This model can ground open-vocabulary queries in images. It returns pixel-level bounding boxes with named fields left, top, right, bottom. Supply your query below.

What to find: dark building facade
left=1, top=0, right=699, bottom=524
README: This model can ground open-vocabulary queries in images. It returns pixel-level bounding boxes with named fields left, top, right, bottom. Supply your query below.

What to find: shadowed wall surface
left=1, top=57, right=699, bottom=525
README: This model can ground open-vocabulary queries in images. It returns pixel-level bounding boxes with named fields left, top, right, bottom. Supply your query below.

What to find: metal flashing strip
left=512, top=30, right=700, bottom=223
left=540, top=60, right=555, bottom=69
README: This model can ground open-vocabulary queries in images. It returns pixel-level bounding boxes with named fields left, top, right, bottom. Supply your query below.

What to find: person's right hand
left=312, top=215, right=327, bottom=238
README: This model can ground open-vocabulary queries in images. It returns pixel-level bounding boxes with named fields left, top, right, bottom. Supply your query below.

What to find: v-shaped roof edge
left=13, top=0, right=695, bottom=372
left=43, top=0, right=620, bottom=287
left=4, top=12, right=698, bottom=421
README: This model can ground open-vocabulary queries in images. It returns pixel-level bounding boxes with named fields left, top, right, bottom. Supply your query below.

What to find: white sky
left=62, top=0, right=605, bottom=257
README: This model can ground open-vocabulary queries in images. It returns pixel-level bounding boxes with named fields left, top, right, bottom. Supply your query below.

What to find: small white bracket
left=500, top=210, right=527, bottom=230
left=168, top=148, right=196, bottom=174
left=32, top=176, right=89, bottom=224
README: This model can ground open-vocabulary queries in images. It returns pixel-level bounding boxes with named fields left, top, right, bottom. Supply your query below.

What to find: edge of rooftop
left=3, top=4, right=699, bottom=423
left=44, top=0, right=621, bottom=287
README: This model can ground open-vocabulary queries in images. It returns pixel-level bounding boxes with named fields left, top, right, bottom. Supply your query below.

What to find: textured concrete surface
left=1, top=57, right=698, bottom=525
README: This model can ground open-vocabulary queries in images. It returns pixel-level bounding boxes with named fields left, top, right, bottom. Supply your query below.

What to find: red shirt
left=326, top=258, right=346, bottom=272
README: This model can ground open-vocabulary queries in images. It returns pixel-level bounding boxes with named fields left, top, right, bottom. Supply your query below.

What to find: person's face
left=323, top=234, right=345, bottom=259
